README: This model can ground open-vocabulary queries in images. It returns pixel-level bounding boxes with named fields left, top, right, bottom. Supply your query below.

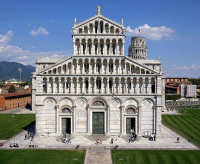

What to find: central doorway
left=62, top=118, right=71, bottom=134
left=126, top=118, right=136, bottom=134
left=92, top=112, right=104, bottom=134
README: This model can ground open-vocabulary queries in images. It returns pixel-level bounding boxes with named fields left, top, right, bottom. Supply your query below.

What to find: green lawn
left=112, top=150, right=200, bottom=164
left=0, top=114, right=35, bottom=140
left=0, top=150, right=85, bottom=164
left=162, top=108, right=200, bottom=147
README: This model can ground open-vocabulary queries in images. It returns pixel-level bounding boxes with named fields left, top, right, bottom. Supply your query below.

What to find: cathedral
left=32, top=6, right=165, bottom=137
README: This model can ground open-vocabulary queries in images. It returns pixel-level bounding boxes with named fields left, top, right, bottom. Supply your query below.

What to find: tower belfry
left=128, top=37, right=148, bottom=60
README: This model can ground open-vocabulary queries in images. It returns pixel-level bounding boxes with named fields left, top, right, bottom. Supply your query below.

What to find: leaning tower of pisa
left=128, top=37, right=148, bottom=60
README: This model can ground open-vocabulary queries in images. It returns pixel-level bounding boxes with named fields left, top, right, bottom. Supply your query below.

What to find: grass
left=162, top=107, right=200, bottom=147
left=0, top=114, right=35, bottom=140
left=112, top=150, right=200, bottom=164
left=0, top=149, right=85, bottom=164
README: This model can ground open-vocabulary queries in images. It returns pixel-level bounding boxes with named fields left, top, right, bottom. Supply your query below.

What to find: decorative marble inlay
left=111, top=99, right=120, bottom=107
left=77, top=99, right=86, bottom=107
left=46, top=100, right=54, bottom=107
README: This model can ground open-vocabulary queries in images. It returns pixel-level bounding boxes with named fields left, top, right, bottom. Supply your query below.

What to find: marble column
left=83, top=79, right=85, bottom=93
left=103, top=40, right=106, bottom=55
left=121, top=106, right=124, bottom=134
left=98, top=41, right=100, bottom=55
left=110, top=42, right=112, bottom=55
left=136, top=78, right=139, bottom=94
left=131, top=79, right=133, bottom=94
left=119, top=60, right=121, bottom=74
left=119, top=79, right=121, bottom=94
left=88, top=79, right=90, bottom=94
left=80, top=39, right=82, bottom=55
left=116, top=40, right=118, bottom=55
left=107, top=79, right=109, bottom=94
left=142, top=78, right=145, bottom=94
left=94, top=78, right=96, bottom=94
left=106, top=61, right=109, bottom=74
left=94, top=60, right=96, bottom=74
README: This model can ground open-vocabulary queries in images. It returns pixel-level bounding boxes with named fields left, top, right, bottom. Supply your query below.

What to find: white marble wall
left=34, top=95, right=163, bottom=137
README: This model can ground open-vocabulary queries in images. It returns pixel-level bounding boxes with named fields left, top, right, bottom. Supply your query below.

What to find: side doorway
left=126, top=118, right=136, bottom=134
left=62, top=118, right=71, bottom=135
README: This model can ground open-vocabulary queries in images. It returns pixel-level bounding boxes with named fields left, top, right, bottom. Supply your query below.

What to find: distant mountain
left=26, top=65, right=36, bottom=72
left=0, top=61, right=35, bottom=81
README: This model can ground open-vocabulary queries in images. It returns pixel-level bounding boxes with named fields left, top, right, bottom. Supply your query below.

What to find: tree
left=8, top=85, right=16, bottom=93
left=0, top=83, right=3, bottom=87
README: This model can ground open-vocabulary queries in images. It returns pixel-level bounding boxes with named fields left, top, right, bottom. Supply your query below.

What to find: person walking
left=177, top=137, right=179, bottom=143
left=111, top=138, right=114, bottom=144
left=68, top=135, right=71, bottom=143
left=100, top=138, right=102, bottom=144
left=65, top=136, right=68, bottom=144
left=128, top=136, right=131, bottom=143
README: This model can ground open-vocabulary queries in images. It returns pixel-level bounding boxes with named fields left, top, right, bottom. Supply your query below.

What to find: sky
left=0, top=0, right=200, bottom=78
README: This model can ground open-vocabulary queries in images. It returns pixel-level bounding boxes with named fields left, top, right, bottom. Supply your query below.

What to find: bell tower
left=128, top=37, right=147, bottom=60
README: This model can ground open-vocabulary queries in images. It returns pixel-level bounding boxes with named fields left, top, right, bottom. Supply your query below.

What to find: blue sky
left=0, top=0, right=200, bottom=78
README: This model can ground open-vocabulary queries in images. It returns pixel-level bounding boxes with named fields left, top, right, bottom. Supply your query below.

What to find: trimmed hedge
left=165, top=94, right=181, bottom=101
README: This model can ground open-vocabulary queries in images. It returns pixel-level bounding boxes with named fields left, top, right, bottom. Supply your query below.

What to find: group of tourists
left=128, top=131, right=137, bottom=143
left=25, top=132, right=34, bottom=141
left=10, top=143, right=19, bottom=148
left=0, top=142, right=4, bottom=147
left=96, top=138, right=103, bottom=145
left=149, top=134, right=156, bottom=141
left=29, top=141, right=37, bottom=148
left=62, top=135, right=71, bottom=144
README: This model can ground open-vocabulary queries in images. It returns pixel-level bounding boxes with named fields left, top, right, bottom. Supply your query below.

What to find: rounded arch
left=60, top=105, right=73, bottom=113
left=90, top=97, right=108, bottom=107
left=140, top=98, right=155, bottom=107
left=59, top=97, right=74, bottom=106
left=123, top=97, right=139, bottom=107
left=43, top=97, right=57, bottom=105
left=125, top=105, right=138, bottom=113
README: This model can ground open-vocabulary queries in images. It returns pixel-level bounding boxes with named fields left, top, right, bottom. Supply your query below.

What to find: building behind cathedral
left=32, top=6, right=165, bottom=137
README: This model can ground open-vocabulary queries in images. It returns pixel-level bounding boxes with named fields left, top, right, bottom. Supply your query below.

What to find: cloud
left=30, top=27, right=49, bottom=36
left=0, top=31, right=72, bottom=66
left=126, top=24, right=174, bottom=40
left=0, top=31, right=13, bottom=45
left=164, top=65, right=200, bottom=78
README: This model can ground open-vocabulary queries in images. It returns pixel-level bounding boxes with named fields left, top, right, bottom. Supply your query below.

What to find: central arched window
left=126, top=107, right=136, bottom=113
left=62, top=108, right=71, bottom=113
left=93, top=101, right=104, bottom=106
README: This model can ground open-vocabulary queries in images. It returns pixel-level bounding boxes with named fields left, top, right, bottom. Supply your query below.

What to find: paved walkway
left=162, top=109, right=181, bottom=115
left=84, top=148, right=112, bottom=164
left=0, top=107, right=35, bottom=114
left=1, top=124, right=198, bottom=150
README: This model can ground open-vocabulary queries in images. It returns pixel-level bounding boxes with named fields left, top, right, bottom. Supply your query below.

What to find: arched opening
left=96, top=78, right=102, bottom=93
left=79, top=28, right=83, bottom=33
left=100, top=21, right=103, bottom=33
left=84, top=26, right=88, bottom=33
left=95, top=21, right=98, bottom=33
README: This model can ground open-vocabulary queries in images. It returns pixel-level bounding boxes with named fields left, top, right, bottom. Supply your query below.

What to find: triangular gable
left=72, top=14, right=124, bottom=31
